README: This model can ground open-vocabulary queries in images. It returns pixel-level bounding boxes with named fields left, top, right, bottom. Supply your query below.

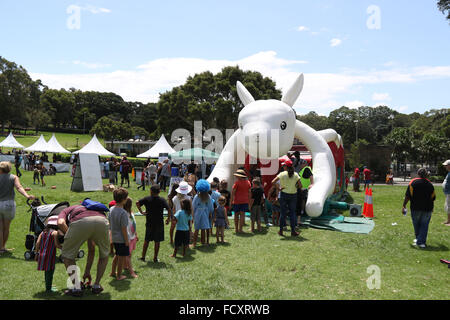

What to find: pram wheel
left=77, top=250, right=85, bottom=259
left=24, top=251, right=34, bottom=261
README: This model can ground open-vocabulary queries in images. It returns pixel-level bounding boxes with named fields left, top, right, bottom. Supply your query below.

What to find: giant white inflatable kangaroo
left=208, top=74, right=342, bottom=217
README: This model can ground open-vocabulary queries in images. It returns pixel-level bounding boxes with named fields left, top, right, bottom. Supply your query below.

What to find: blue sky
left=1, top=0, right=449, bottom=115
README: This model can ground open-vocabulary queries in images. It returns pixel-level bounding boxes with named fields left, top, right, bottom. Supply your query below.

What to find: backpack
left=81, top=198, right=109, bottom=213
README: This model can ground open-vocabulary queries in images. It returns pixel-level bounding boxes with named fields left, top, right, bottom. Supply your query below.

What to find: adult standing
left=297, top=159, right=314, bottom=218
left=14, top=152, right=22, bottom=178
left=187, top=160, right=197, bottom=175
left=353, top=167, right=361, bottom=192
left=148, top=161, right=157, bottom=185
left=0, top=162, right=34, bottom=254
left=120, top=156, right=132, bottom=188
left=159, top=159, right=171, bottom=191
left=442, top=160, right=450, bottom=226
left=271, top=160, right=301, bottom=237
left=57, top=204, right=110, bottom=296
left=402, top=168, right=436, bottom=248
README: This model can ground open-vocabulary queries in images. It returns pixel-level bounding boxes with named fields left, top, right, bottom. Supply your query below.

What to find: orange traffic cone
left=362, top=187, right=369, bottom=216
left=363, top=188, right=374, bottom=218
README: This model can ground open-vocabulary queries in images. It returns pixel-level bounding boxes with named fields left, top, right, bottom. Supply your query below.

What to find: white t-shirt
left=172, top=194, right=192, bottom=212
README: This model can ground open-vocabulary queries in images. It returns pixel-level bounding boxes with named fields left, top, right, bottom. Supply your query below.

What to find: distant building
left=104, top=139, right=156, bottom=157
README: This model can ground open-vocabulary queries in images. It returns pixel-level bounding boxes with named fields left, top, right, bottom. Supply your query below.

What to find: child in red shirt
left=230, top=169, right=251, bottom=233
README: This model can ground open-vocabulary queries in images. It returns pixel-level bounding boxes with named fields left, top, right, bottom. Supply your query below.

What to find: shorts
left=271, top=204, right=280, bottom=213
left=232, top=203, right=249, bottom=213
left=445, top=194, right=450, bottom=214
left=251, top=205, right=261, bottom=222
left=174, top=230, right=190, bottom=247
left=0, top=200, right=16, bottom=221
left=113, top=242, right=130, bottom=257
left=300, top=189, right=308, bottom=201
left=364, top=179, right=372, bottom=184
left=145, top=224, right=164, bottom=242
left=61, top=216, right=110, bottom=260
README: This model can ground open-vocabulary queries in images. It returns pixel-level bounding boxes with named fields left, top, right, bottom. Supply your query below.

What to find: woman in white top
left=168, top=181, right=193, bottom=244
left=0, top=161, right=35, bottom=254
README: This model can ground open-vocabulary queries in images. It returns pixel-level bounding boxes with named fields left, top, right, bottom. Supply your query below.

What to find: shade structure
left=0, top=132, right=25, bottom=149
left=136, top=134, right=175, bottom=158
left=169, top=148, right=220, bottom=163
left=74, top=134, right=115, bottom=157
left=45, top=134, right=71, bottom=154
left=24, top=135, right=49, bottom=152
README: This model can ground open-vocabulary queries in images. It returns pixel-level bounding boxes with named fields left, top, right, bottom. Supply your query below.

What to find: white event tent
left=74, top=134, right=115, bottom=157
left=46, top=134, right=71, bottom=154
left=0, top=132, right=25, bottom=149
left=136, top=135, right=175, bottom=158
left=24, top=135, right=49, bottom=152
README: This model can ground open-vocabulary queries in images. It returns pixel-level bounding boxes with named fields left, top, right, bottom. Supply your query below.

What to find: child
left=214, top=196, right=229, bottom=243
left=169, top=182, right=193, bottom=245
left=191, top=180, right=214, bottom=248
left=171, top=199, right=192, bottom=258
left=136, top=184, right=171, bottom=263
left=137, top=170, right=146, bottom=190
left=219, top=179, right=231, bottom=219
left=268, top=182, right=281, bottom=226
left=250, top=179, right=264, bottom=232
left=39, top=163, right=46, bottom=187
left=33, top=165, right=40, bottom=185
left=230, top=169, right=251, bottom=233
left=167, top=183, right=180, bottom=245
left=35, top=218, right=62, bottom=292
left=209, top=182, right=221, bottom=236
left=124, top=198, right=138, bottom=278
left=109, top=188, right=130, bottom=280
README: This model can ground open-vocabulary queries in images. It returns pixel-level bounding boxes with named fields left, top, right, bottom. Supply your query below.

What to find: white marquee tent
left=24, top=135, right=49, bottom=152
left=136, top=134, right=175, bottom=158
left=46, top=134, right=71, bottom=154
left=0, top=132, right=25, bottom=149
left=74, top=134, right=115, bottom=157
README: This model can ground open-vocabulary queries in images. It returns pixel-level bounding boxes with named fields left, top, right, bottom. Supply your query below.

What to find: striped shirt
left=37, top=230, right=56, bottom=271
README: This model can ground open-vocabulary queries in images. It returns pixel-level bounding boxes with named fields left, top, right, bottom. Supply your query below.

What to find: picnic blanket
left=300, top=214, right=375, bottom=234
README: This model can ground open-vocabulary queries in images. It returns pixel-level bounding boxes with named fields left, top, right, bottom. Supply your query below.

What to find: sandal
left=91, top=285, right=104, bottom=294
left=64, top=289, right=83, bottom=297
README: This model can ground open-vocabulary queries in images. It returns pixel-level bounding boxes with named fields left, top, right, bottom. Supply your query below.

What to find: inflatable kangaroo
left=208, top=74, right=342, bottom=217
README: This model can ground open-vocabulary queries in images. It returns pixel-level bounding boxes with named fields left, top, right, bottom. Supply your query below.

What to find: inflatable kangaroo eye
left=280, top=121, right=287, bottom=130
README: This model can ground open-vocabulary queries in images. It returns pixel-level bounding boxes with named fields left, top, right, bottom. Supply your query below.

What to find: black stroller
left=24, top=197, right=85, bottom=261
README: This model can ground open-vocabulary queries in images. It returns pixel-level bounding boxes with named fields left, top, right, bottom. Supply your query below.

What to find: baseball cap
left=443, top=160, right=450, bottom=166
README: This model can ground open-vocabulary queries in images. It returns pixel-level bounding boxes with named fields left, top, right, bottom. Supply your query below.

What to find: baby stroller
left=24, top=197, right=85, bottom=261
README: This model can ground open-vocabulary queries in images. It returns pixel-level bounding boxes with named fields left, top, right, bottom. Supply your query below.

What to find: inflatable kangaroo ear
left=282, top=73, right=304, bottom=107
left=236, top=81, right=255, bottom=106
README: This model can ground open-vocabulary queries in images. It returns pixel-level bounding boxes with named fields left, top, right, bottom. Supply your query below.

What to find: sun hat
left=196, top=179, right=210, bottom=192
left=176, top=181, right=192, bottom=195
left=443, top=160, right=450, bottom=166
left=233, top=169, right=247, bottom=178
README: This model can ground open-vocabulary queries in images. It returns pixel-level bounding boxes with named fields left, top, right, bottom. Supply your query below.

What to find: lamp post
left=354, top=119, right=359, bottom=143
left=83, top=112, right=86, bottom=135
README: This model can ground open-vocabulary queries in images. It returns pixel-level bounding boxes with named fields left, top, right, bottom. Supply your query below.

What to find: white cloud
left=83, top=5, right=111, bottom=14
left=72, top=60, right=111, bottom=69
left=344, top=100, right=365, bottom=109
left=330, top=38, right=342, bottom=47
left=297, top=26, right=309, bottom=32
left=30, top=51, right=450, bottom=115
left=372, top=93, right=391, bottom=101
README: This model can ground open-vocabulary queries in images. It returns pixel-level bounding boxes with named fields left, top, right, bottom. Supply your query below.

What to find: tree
left=40, top=88, right=75, bottom=128
left=297, top=111, right=329, bottom=131
left=90, top=116, right=133, bottom=140
left=438, top=0, right=450, bottom=20
left=0, top=56, right=35, bottom=133
left=155, top=66, right=282, bottom=139
left=347, top=139, right=369, bottom=169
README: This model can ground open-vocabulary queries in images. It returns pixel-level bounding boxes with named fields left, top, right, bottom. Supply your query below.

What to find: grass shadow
left=279, top=235, right=308, bottom=242
left=234, top=232, right=254, bottom=238
left=109, top=278, right=132, bottom=292
left=0, top=252, right=26, bottom=261
left=33, top=289, right=112, bottom=300
left=194, top=244, right=218, bottom=254
left=409, top=244, right=449, bottom=252
left=173, top=253, right=195, bottom=263
left=145, top=261, right=173, bottom=269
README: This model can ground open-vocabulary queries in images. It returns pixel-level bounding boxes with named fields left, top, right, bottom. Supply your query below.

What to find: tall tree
left=438, top=0, right=450, bottom=20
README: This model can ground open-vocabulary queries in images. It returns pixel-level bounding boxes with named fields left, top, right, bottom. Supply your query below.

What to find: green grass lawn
left=0, top=170, right=448, bottom=300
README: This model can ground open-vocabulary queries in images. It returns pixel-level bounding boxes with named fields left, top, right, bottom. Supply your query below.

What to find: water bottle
left=402, top=208, right=407, bottom=216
